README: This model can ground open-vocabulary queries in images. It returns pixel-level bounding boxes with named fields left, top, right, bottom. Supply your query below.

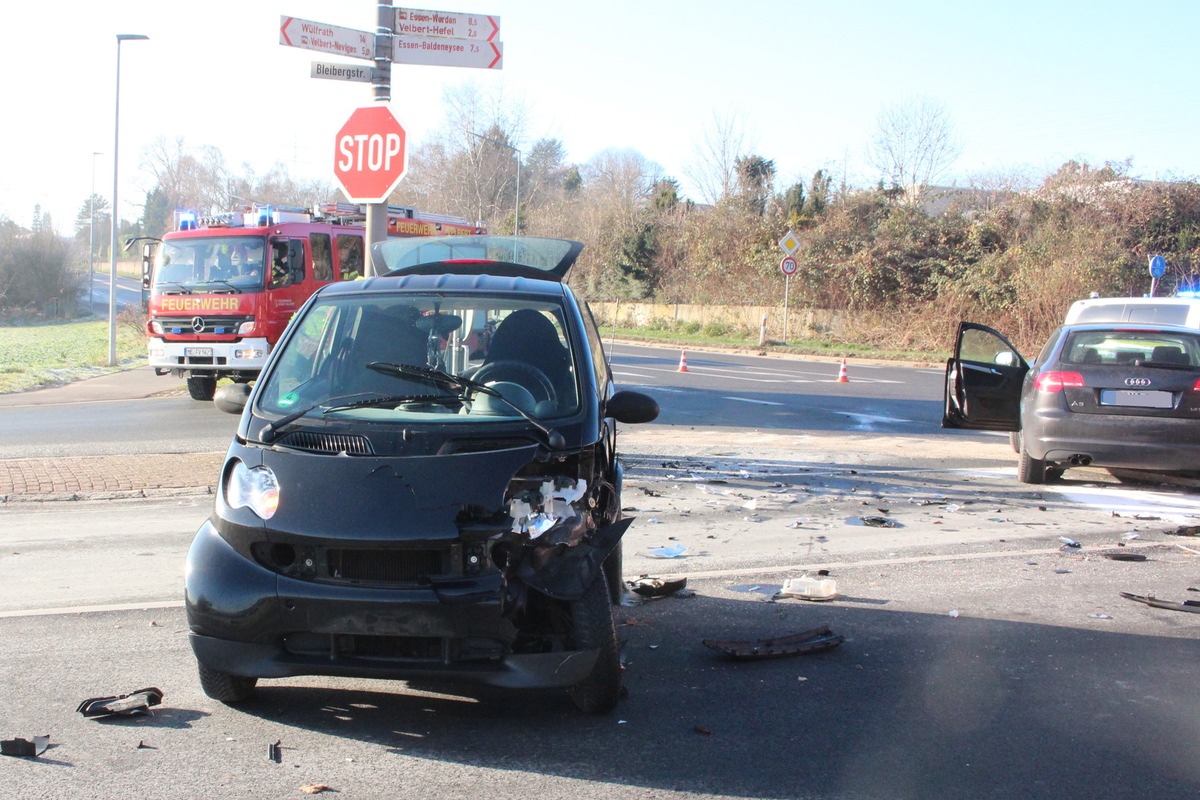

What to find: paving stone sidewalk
left=1, top=452, right=224, bottom=502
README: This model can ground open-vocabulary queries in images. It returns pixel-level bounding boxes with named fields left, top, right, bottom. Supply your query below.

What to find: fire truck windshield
left=155, top=236, right=268, bottom=292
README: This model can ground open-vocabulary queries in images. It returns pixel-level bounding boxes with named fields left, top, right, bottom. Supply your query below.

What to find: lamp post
left=467, top=131, right=521, bottom=236
left=90, top=151, right=102, bottom=311
left=109, top=33, right=148, bottom=367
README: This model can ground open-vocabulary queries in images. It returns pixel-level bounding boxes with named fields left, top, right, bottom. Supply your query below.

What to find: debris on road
left=269, top=739, right=283, bottom=763
left=778, top=575, right=838, bottom=601
left=646, top=544, right=688, bottom=558
left=859, top=516, right=899, bottom=528
left=1102, top=551, right=1148, bottom=561
left=76, top=687, right=163, bottom=718
left=299, top=784, right=333, bottom=795
left=702, top=624, right=844, bottom=660
left=1059, top=537, right=1082, bottom=548
left=1, top=736, right=49, bottom=758
left=629, top=576, right=688, bottom=599
left=1169, top=525, right=1200, bottom=537
left=1119, top=591, right=1200, bottom=614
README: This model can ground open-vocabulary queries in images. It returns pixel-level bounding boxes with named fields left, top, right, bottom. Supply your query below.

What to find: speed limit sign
left=780, top=256, right=797, bottom=276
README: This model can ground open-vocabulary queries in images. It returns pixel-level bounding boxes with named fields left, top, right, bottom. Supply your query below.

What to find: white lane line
left=613, top=370, right=656, bottom=379
left=0, top=600, right=183, bottom=619
left=724, top=396, right=785, bottom=406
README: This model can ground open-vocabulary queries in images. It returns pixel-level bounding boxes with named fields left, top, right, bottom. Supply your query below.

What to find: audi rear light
left=1034, top=371, right=1085, bottom=392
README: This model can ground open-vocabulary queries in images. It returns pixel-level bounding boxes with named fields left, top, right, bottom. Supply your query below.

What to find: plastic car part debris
left=269, top=740, right=283, bottom=763
left=1059, top=537, right=1081, bottom=548
left=1119, top=591, right=1200, bottom=613
left=779, top=576, right=838, bottom=601
left=1170, top=525, right=1200, bottom=537
left=629, top=576, right=688, bottom=598
left=859, top=516, right=898, bottom=528
left=1102, top=551, right=1147, bottom=561
left=702, top=624, right=844, bottom=660
left=76, top=687, right=163, bottom=718
left=647, top=544, right=688, bottom=558
left=1, top=736, right=49, bottom=758
left=299, top=784, right=332, bottom=795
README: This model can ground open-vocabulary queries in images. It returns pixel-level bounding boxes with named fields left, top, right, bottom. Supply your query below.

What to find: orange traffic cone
left=836, top=359, right=849, bottom=383
left=678, top=350, right=689, bottom=372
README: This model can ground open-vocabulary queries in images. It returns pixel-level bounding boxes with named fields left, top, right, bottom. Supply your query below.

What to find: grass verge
left=0, top=311, right=148, bottom=394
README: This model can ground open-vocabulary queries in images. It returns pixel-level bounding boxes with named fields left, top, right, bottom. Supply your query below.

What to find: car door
left=943, top=322, right=1027, bottom=430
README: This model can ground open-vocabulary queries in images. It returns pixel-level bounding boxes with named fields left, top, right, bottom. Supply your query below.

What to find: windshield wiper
left=322, top=393, right=463, bottom=413
left=366, top=361, right=566, bottom=448
left=258, top=392, right=384, bottom=443
left=199, top=280, right=241, bottom=294
left=155, top=282, right=193, bottom=294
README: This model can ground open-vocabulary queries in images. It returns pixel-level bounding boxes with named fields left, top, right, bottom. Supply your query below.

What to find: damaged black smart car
left=185, top=236, right=658, bottom=713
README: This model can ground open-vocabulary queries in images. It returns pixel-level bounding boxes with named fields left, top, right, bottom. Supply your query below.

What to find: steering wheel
left=472, top=360, right=557, bottom=406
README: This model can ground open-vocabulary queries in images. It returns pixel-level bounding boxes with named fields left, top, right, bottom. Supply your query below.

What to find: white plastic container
left=780, top=576, right=838, bottom=601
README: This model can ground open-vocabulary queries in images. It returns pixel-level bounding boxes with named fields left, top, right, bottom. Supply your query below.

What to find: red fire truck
left=145, top=202, right=481, bottom=400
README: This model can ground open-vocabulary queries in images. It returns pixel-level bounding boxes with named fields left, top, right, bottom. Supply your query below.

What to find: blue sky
left=4, top=0, right=1196, bottom=234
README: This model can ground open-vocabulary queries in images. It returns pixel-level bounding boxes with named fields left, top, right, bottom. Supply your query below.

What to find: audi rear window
left=1062, top=330, right=1200, bottom=367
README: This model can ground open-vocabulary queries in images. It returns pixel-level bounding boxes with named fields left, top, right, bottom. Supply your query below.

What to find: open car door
left=942, top=322, right=1027, bottom=430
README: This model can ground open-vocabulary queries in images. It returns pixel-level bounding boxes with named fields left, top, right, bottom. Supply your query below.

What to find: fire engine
left=144, top=202, right=481, bottom=400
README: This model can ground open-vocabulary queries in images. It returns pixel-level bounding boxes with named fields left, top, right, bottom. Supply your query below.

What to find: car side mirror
left=214, top=383, right=252, bottom=415
left=994, top=351, right=1016, bottom=367
left=606, top=390, right=658, bottom=424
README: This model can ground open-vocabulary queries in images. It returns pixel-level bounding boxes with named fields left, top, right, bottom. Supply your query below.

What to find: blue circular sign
left=1149, top=255, right=1166, bottom=278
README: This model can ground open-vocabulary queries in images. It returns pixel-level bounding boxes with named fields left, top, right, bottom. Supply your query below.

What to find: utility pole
left=363, top=0, right=393, bottom=276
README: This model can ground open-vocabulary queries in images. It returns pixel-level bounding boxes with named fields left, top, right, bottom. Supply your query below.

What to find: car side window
left=311, top=234, right=333, bottom=282
left=581, top=302, right=611, bottom=398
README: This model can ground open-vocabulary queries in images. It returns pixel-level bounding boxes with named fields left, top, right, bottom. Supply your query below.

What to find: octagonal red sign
left=333, top=105, right=408, bottom=203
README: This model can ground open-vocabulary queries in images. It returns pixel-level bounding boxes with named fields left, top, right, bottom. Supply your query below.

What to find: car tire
left=568, top=568, right=621, bottom=714
left=1009, top=430, right=1021, bottom=454
left=603, top=539, right=624, bottom=605
left=197, top=663, right=258, bottom=703
left=1017, top=446, right=1047, bottom=484
left=187, top=375, right=218, bottom=401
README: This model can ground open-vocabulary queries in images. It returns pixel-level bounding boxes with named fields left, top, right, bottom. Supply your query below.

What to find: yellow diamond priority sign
left=778, top=230, right=800, bottom=255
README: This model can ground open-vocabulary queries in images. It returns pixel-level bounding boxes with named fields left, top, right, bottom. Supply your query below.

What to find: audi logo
left=1124, top=377, right=1152, bottom=387
left=191, top=316, right=206, bottom=333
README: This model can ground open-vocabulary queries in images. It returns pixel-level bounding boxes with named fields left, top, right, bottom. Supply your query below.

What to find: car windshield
left=1062, top=329, right=1200, bottom=367
left=155, top=236, right=267, bottom=291
left=257, top=293, right=580, bottom=423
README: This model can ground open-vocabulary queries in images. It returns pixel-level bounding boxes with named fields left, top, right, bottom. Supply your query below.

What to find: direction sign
left=394, top=8, right=500, bottom=40
left=311, top=61, right=377, bottom=83
left=392, top=35, right=502, bottom=69
left=280, top=16, right=374, bottom=62
left=333, top=106, right=409, bottom=204
left=780, top=256, right=797, bottom=276
left=1149, top=254, right=1166, bottom=278
left=778, top=230, right=800, bottom=255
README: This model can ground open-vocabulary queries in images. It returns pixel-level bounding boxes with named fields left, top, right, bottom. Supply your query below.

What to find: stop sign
left=333, top=105, right=409, bottom=203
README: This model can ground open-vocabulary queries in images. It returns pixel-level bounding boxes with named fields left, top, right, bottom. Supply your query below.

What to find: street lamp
left=90, top=151, right=102, bottom=307
left=467, top=131, right=521, bottom=236
left=109, top=33, right=149, bottom=367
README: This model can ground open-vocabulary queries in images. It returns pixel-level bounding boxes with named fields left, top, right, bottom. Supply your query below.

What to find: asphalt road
left=3, top=349, right=1200, bottom=798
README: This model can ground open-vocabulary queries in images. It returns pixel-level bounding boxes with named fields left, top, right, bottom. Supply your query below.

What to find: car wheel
left=602, top=539, right=624, bottom=605
left=1017, top=446, right=1046, bottom=484
left=197, top=662, right=257, bottom=703
left=1009, top=430, right=1021, bottom=454
left=187, top=375, right=218, bottom=401
left=568, top=568, right=621, bottom=714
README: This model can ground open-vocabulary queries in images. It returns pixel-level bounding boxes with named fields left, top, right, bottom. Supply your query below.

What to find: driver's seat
left=482, top=309, right=576, bottom=409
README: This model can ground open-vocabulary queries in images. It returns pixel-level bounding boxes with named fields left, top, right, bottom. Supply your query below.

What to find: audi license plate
left=1100, top=390, right=1173, bottom=409
left=185, top=347, right=214, bottom=357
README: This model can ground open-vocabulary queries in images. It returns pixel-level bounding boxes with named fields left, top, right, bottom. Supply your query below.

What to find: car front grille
left=327, top=548, right=448, bottom=584
left=277, top=431, right=375, bottom=455
left=157, top=315, right=252, bottom=336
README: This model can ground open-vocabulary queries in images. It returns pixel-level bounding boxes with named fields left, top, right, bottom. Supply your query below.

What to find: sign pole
left=783, top=274, right=790, bottom=344
left=364, top=0, right=394, bottom=277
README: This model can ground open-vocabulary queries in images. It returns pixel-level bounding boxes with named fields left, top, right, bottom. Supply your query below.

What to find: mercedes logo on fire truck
left=191, top=317, right=206, bottom=333
left=1124, top=377, right=1151, bottom=387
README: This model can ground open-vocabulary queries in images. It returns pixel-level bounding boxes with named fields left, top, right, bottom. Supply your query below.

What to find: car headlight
left=237, top=320, right=255, bottom=335
left=149, top=319, right=164, bottom=335
left=226, top=461, right=280, bottom=519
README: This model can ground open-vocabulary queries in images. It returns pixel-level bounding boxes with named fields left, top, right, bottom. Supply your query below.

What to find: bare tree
left=867, top=97, right=962, bottom=205
left=686, top=109, right=749, bottom=205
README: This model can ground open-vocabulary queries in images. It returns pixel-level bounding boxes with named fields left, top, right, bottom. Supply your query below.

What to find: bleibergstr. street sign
left=392, top=36, right=502, bottom=68
left=311, top=61, right=377, bottom=83
left=394, top=8, right=500, bottom=40
left=279, top=16, right=374, bottom=61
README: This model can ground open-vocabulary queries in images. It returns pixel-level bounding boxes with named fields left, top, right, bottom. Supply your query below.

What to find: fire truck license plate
left=185, top=347, right=214, bottom=357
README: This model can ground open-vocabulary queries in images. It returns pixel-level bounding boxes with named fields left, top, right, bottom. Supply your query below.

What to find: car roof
left=318, top=271, right=570, bottom=298
left=1060, top=322, right=1200, bottom=334
left=370, top=235, right=584, bottom=282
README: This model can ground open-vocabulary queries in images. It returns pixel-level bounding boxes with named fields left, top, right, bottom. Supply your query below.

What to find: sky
left=4, top=0, right=1199, bottom=235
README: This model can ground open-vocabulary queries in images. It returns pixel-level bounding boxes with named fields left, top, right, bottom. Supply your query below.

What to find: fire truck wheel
left=187, top=375, right=218, bottom=401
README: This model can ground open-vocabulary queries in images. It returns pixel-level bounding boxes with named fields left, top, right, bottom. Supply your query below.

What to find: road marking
left=0, top=599, right=183, bottom=620
left=723, top=396, right=785, bottom=406
left=838, top=412, right=911, bottom=429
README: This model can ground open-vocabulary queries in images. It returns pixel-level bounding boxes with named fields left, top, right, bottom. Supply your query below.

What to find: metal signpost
left=280, top=4, right=503, bottom=271
left=777, top=231, right=800, bottom=344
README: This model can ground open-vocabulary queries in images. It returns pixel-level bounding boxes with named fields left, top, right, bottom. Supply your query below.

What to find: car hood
left=259, top=443, right=540, bottom=542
